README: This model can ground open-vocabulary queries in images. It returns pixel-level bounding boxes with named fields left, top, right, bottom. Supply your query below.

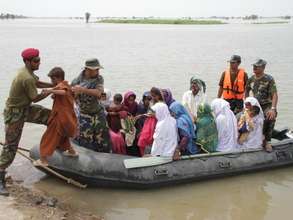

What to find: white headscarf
left=244, top=97, right=264, bottom=120
left=239, top=97, right=264, bottom=149
left=100, top=88, right=112, bottom=107
left=151, top=102, right=178, bottom=157
left=211, top=98, right=238, bottom=152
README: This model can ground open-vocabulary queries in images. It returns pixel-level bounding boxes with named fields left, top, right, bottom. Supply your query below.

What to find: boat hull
left=30, top=139, right=293, bottom=189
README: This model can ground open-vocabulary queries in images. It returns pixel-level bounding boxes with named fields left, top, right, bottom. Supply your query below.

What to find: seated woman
left=182, top=77, right=206, bottom=123
left=169, top=101, right=198, bottom=159
left=150, top=102, right=178, bottom=157
left=137, top=87, right=164, bottom=156
left=196, top=103, right=218, bottom=153
left=121, top=91, right=139, bottom=156
left=106, top=94, right=128, bottom=155
left=150, top=87, right=164, bottom=104
left=237, top=97, right=264, bottom=149
left=162, top=88, right=175, bottom=107
left=122, top=91, right=138, bottom=116
left=211, top=98, right=238, bottom=152
left=106, top=94, right=127, bottom=133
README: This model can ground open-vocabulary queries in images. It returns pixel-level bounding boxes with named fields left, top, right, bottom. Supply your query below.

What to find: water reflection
left=31, top=167, right=293, bottom=220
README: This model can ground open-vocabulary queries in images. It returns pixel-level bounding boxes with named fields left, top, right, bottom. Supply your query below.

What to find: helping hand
left=266, top=109, right=277, bottom=121
left=71, top=85, right=84, bottom=94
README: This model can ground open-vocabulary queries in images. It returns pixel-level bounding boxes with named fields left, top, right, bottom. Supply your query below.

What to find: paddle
left=124, top=148, right=263, bottom=169
left=0, top=142, right=87, bottom=189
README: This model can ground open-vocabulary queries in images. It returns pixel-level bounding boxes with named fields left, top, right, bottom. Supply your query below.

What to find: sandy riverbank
left=1, top=177, right=103, bottom=220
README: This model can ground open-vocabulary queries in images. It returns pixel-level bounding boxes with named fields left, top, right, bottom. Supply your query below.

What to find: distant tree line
left=0, top=13, right=27, bottom=19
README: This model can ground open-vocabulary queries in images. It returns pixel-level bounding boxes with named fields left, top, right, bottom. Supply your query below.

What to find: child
left=106, top=94, right=128, bottom=133
left=36, top=67, right=78, bottom=166
left=238, top=105, right=260, bottom=144
left=106, top=94, right=128, bottom=154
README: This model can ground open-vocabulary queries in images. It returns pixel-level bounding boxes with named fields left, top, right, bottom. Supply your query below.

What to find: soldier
left=245, top=59, right=278, bottom=152
left=0, top=48, right=52, bottom=196
left=218, top=55, right=248, bottom=114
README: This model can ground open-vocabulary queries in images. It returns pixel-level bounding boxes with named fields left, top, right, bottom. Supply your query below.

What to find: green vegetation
left=252, top=21, right=289, bottom=24
left=0, top=13, right=26, bottom=19
left=98, top=19, right=226, bottom=25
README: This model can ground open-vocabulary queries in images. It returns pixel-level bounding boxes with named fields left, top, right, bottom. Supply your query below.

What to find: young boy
left=106, top=93, right=128, bottom=133
left=36, top=67, right=78, bottom=166
left=238, top=105, right=260, bottom=144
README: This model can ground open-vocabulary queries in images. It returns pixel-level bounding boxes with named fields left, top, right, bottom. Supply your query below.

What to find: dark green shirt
left=246, top=74, right=277, bottom=107
left=6, top=67, right=39, bottom=108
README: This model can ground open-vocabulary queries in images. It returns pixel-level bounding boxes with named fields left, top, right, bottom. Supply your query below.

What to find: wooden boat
left=30, top=136, right=293, bottom=189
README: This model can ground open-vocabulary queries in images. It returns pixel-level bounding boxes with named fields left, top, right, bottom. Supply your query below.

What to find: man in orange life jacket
left=217, top=55, right=248, bottom=114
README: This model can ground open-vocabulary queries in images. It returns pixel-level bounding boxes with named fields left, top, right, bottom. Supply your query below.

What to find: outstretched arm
left=36, top=80, right=54, bottom=88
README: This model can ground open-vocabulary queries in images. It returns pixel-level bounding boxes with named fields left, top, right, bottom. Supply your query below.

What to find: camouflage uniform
left=71, top=71, right=111, bottom=152
left=246, top=73, right=277, bottom=142
left=0, top=67, right=50, bottom=170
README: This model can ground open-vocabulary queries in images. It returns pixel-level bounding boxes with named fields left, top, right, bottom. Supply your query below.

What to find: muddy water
left=1, top=19, right=293, bottom=219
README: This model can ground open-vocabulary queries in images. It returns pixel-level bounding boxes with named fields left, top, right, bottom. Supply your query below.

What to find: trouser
left=74, top=112, right=112, bottom=153
left=262, top=104, right=277, bottom=142
left=40, top=118, right=71, bottom=158
left=0, top=105, right=50, bottom=170
left=224, top=99, right=244, bottom=115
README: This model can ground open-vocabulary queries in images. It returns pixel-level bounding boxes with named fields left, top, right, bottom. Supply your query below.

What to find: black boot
left=0, top=171, right=9, bottom=196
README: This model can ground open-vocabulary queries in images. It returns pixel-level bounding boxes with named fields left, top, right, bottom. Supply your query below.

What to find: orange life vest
left=222, top=68, right=245, bottom=100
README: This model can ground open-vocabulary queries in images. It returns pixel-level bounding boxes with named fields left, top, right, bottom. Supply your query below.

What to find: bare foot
left=33, top=159, right=49, bottom=167
left=63, top=149, right=79, bottom=157
left=265, top=143, right=273, bottom=153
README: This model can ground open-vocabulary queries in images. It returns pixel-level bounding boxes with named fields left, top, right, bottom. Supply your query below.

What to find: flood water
left=0, top=19, right=293, bottom=219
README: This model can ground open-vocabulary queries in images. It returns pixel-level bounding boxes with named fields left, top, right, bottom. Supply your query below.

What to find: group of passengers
left=0, top=49, right=278, bottom=196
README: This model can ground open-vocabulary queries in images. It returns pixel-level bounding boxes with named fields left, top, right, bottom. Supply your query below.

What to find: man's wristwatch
left=271, top=107, right=276, bottom=111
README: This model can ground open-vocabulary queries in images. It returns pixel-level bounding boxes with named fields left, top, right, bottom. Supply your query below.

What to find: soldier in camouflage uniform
left=71, top=58, right=111, bottom=153
left=245, top=59, right=278, bottom=152
left=0, top=48, right=52, bottom=196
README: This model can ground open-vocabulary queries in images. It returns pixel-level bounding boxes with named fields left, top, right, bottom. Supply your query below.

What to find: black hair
left=48, top=67, right=65, bottom=80
left=113, top=93, right=123, bottom=103
left=150, top=87, right=164, bottom=101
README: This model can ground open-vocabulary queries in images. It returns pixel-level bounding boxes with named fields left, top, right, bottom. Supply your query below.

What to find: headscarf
left=211, top=98, right=238, bottom=152
left=182, top=78, right=206, bottom=120
left=169, top=101, right=197, bottom=154
left=244, top=97, right=264, bottom=120
left=123, top=91, right=138, bottom=116
left=238, top=97, right=264, bottom=149
left=151, top=102, right=178, bottom=157
left=162, top=89, right=175, bottom=107
left=196, top=103, right=218, bottom=152
left=190, top=77, right=206, bottom=93
left=100, top=88, right=112, bottom=107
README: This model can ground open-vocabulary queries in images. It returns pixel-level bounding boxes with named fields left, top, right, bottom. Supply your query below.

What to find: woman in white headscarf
left=237, top=97, right=264, bottom=149
left=151, top=102, right=178, bottom=157
left=211, top=98, right=238, bottom=152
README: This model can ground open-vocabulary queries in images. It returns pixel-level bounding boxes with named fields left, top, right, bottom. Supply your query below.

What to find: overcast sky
left=1, top=0, right=292, bottom=17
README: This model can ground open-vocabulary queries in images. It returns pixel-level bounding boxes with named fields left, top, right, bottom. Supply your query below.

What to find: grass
left=97, top=19, right=226, bottom=25
left=252, top=21, right=289, bottom=24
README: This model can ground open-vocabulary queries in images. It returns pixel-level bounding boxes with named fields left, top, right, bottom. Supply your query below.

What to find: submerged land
left=98, top=18, right=226, bottom=25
